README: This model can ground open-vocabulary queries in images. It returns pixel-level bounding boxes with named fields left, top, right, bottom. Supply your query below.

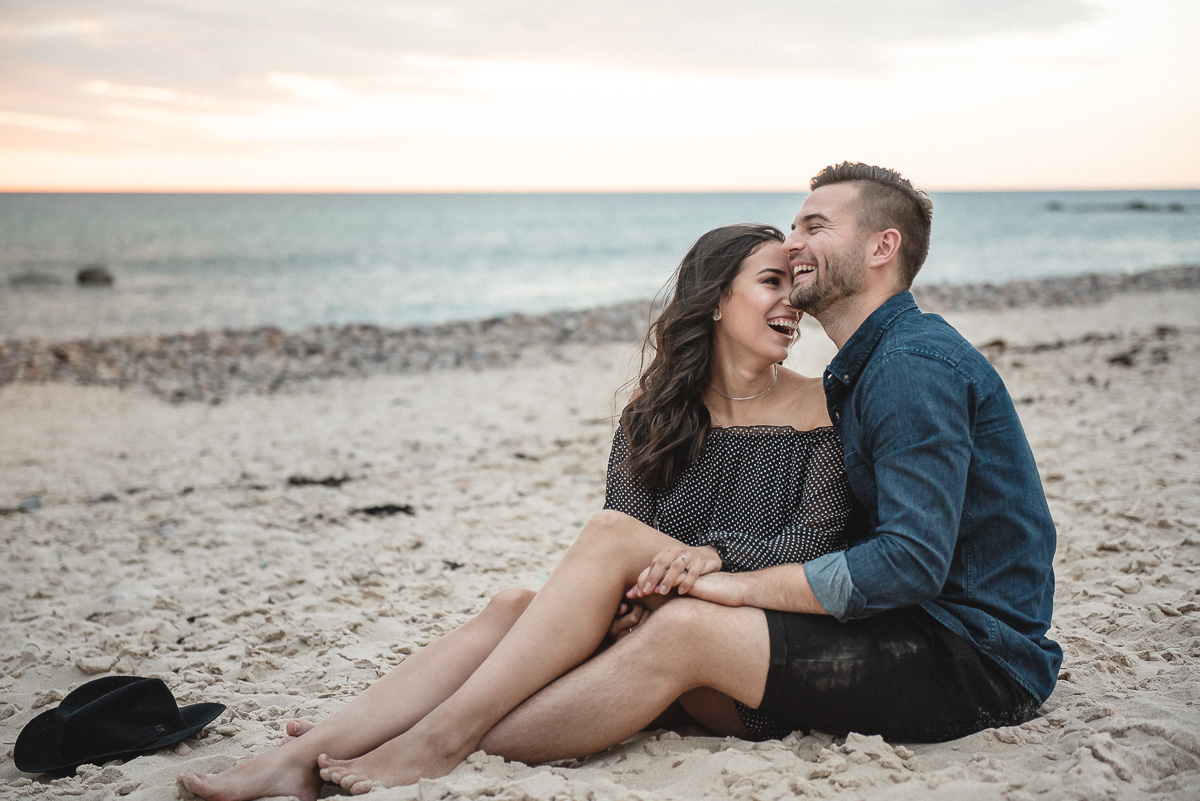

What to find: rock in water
left=77, top=264, right=114, bottom=286
left=9, top=272, right=64, bottom=287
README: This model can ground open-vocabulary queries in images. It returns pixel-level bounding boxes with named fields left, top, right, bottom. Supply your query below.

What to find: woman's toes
left=286, top=719, right=314, bottom=737
left=280, top=718, right=314, bottom=744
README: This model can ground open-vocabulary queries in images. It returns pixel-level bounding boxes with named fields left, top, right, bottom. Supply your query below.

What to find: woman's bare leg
left=178, top=588, right=536, bottom=801
left=318, top=511, right=685, bottom=793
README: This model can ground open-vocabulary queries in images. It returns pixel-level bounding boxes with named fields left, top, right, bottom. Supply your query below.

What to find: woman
left=179, top=224, right=855, bottom=800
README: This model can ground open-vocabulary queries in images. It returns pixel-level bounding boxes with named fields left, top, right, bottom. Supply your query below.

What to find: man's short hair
left=810, top=162, right=933, bottom=289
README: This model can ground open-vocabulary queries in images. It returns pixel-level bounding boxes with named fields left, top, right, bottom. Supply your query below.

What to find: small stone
left=1114, top=576, right=1141, bottom=595
left=260, top=626, right=286, bottom=643
left=18, top=496, right=42, bottom=511
left=33, top=689, right=67, bottom=709
left=77, top=655, right=118, bottom=674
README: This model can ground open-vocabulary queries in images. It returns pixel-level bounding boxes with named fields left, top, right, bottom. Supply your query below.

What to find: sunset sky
left=2, top=0, right=1198, bottom=192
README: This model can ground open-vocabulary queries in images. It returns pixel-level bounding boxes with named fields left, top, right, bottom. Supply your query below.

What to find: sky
left=1, top=0, right=1198, bottom=192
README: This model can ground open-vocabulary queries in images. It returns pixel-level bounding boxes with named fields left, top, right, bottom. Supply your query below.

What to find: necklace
left=710, top=364, right=778, bottom=401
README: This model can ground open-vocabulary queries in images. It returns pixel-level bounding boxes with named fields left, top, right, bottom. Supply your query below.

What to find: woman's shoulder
left=771, top=368, right=833, bottom=432
left=704, top=369, right=834, bottom=434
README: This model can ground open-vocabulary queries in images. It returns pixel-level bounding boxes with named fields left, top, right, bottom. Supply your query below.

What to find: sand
left=2, top=288, right=1199, bottom=800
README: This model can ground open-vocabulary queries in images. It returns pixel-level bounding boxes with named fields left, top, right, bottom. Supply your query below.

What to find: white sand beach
left=2, top=287, right=1199, bottom=801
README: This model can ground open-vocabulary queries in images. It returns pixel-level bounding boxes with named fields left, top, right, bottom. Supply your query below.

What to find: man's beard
left=788, top=248, right=866, bottom=319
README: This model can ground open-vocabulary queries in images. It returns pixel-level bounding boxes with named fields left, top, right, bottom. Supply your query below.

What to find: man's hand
left=626, top=544, right=722, bottom=600
left=683, top=572, right=747, bottom=607
left=608, top=601, right=649, bottom=641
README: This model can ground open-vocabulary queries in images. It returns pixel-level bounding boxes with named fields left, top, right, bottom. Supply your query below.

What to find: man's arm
left=811, top=350, right=976, bottom=619
left=686, top=563, right=828, bottom=615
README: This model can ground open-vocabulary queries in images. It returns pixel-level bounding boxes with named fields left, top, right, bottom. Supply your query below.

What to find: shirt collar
left=826, top=291, right=919, bottom=386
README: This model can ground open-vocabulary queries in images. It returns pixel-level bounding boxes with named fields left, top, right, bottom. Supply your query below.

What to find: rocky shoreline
left=2, top=264, right=1197, bottom=404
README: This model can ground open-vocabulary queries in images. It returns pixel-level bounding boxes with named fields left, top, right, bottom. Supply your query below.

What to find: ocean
left=1, top=190, right=1198, bottom=341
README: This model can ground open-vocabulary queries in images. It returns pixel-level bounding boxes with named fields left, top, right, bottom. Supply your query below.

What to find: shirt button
left=842, top=374, right=850, bottom=381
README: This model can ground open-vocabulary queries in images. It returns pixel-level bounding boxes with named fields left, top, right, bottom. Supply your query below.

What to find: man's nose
left=783, top=230, right=804, bottom=252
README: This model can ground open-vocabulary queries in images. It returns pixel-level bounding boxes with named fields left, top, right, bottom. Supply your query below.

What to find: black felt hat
left=14, top=675, right=226, bottom=774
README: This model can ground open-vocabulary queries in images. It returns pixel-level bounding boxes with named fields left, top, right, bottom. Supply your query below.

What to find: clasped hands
left=608, top=544, right=723, bottom=641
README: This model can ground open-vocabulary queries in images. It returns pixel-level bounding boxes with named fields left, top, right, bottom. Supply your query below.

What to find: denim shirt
left=803, top=291, right=1062, bottom=704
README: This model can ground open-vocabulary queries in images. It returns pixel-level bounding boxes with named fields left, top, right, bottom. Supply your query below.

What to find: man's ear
left=867, top=229, right=901, bottom=268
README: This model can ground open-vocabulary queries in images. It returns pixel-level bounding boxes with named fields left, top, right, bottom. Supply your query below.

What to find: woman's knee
left=484, top=588, right=536, bottom=623
left=572, top=510, right=650, bottom=556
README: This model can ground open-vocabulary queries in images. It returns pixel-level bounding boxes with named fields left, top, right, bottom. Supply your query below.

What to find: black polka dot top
left=604, top=424, right=855, bottom=572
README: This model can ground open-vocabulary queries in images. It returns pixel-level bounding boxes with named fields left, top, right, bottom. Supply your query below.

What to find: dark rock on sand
left=288, top=474, right=352, bottom=488
left=1108, top=347, right=1141, bottom=367
left=77, top=264, right=114, bottom=286
left=352, top=504, right=416, bottom=517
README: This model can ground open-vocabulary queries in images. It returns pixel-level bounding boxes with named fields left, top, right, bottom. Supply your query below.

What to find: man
left=479, top=162, right=1058, bottom=757
left=771, top=161, right=1060, bottom=738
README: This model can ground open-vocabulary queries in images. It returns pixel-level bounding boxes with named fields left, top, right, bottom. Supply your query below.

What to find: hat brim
left=14, top=702, right=226, bottom=775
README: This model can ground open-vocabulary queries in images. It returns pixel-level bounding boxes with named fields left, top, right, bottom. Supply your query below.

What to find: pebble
left=1, top=265, right=1196, bottom=405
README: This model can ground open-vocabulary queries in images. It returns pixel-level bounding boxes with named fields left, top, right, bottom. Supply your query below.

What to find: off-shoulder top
left=603, top=424, right=854, bottom=572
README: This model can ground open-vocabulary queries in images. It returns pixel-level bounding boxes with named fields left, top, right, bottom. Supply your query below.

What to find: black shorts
left=735, top=606, right=1038, bottom=742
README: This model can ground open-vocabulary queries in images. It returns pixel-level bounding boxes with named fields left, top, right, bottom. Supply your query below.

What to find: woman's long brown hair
left=620, top=223, right=785, bottom=492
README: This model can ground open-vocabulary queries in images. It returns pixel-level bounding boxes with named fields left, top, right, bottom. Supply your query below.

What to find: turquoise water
left=1, top=190, right=1197, bottom=340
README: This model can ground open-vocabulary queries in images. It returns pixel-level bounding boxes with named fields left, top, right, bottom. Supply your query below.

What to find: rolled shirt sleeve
left=803, top=550, right=855, bottom=618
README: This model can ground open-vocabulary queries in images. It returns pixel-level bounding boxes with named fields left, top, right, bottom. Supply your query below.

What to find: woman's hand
left=608, top=601, right=649, bottom=641
left=626, top=544, right=722, bottom=600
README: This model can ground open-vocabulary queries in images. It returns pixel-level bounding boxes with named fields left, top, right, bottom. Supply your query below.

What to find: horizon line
left=3, top=184, right=1199, bottom=195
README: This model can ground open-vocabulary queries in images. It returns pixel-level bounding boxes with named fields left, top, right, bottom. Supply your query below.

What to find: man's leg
left=480, top=597, right=771, bottom=764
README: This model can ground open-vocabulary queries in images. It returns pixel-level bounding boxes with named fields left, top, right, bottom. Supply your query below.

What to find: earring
left=712, top=312, right=721, bottom=321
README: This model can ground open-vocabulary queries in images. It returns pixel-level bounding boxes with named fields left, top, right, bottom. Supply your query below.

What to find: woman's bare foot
left=280, top=718, right=315, bottom=745
left=177, top=746, right=321, bottom=801
left=316, top=730, right=470, bottom=794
